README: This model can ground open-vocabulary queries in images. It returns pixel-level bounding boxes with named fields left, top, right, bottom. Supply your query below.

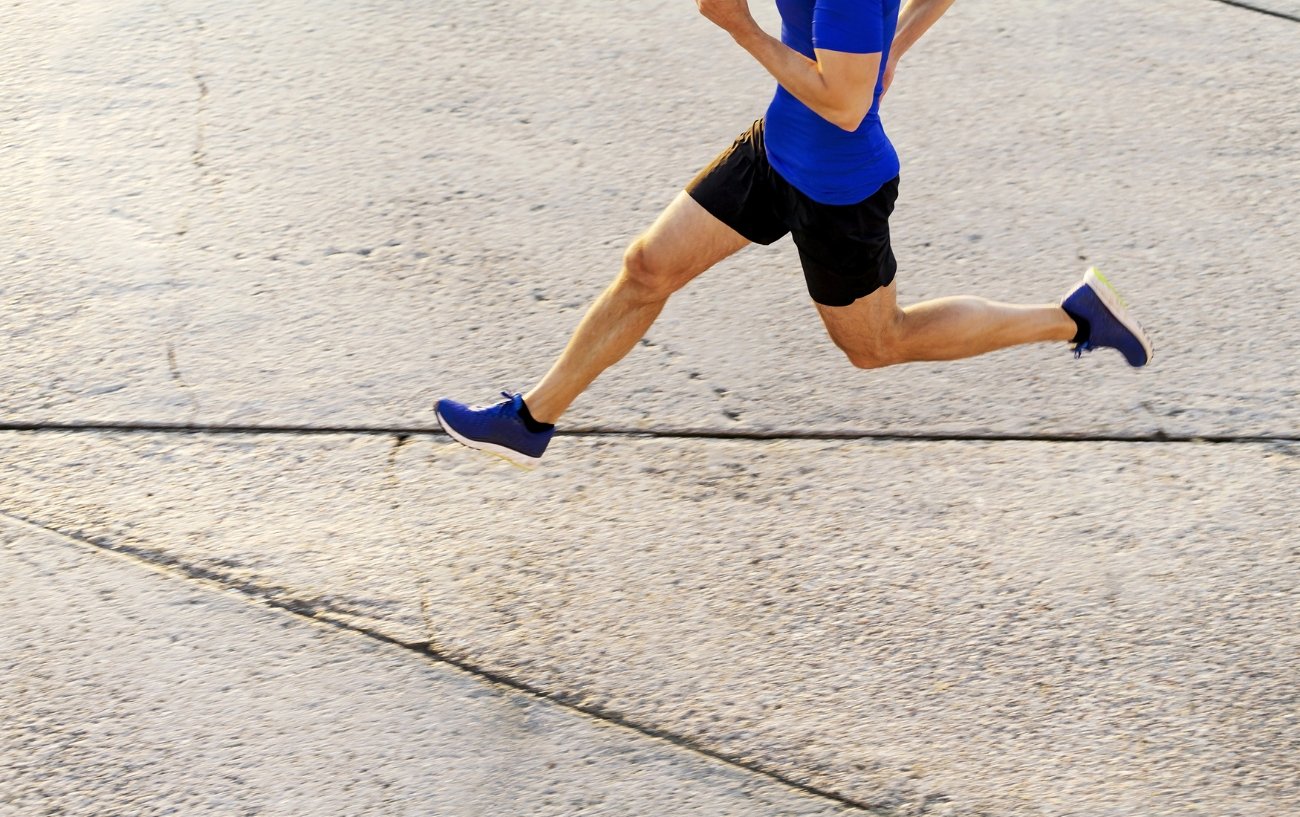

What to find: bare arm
left=697, top=0, right=880, bottom=132
left=883, top=0, right=956, bottom=92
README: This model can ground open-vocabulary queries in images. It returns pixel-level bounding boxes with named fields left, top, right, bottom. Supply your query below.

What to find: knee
left=845, top=348, right=899, bottom=370
left=839, top=335, right=906, bottom=370
left=619, top=238, right=680, bottom=303
left=831, top=311, right=911, bottom=370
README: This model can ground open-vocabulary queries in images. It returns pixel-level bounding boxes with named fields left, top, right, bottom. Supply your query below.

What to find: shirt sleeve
left=812, top=0, right=884, bottom=54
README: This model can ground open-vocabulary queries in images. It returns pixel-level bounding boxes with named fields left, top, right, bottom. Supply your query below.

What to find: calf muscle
left=523, top=193, right=749, bottom=423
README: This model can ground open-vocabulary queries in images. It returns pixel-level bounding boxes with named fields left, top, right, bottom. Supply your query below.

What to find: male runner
left=435, top=0, right=1152, bottom=467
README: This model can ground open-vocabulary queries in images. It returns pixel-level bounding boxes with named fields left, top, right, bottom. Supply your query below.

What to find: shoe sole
left=1085, top=267, right=1155, bottom=367
left=434, top=408, right=541, bottom=470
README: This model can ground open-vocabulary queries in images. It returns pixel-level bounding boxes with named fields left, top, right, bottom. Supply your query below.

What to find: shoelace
left=469, top=391, right=517, bottom=411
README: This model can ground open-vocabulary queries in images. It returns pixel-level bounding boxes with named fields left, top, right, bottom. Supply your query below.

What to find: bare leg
left=816, top=281, right=1076, bottom=369
left=524, top=193, right=750, bottom=423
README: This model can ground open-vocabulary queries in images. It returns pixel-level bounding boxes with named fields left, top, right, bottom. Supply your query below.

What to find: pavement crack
left=384, top=434, right=440, bottom=650
left=166, top=343, right=183, bottom=383
left=386, top=433, right=410, bottom=466
left=0, top=508, right=373, bottom=626
left=0, top=421, right=1292, bottom=446
left=0, top=507, right=892, bottom=814
left=163, top=2, right=214, bottom=236
left=1206, top=0, right=1300, bottom=23
left=165, top=341, right=202, bottom=423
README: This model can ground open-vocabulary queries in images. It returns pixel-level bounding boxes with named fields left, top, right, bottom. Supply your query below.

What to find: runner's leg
left=524, top=192, right=749, bottom=423
left=816, top=281, right=1076, bottom=369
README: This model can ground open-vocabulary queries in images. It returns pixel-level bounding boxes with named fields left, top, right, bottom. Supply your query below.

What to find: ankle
left=1059, top=304, right=1089, bottom=344
left=519, top=393, right=559, bottom=429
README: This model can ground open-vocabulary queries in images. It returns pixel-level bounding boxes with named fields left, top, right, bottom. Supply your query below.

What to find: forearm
left=892, top=0, right=956, bottom=62
left=731, top=24, right=877, bottom=131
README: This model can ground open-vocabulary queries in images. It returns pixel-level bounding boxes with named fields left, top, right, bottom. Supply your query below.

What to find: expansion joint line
left=0, top=509, right=890, bottom=816
left=1207, top=0, right=1300, bottom=23
left=0, top=421, right=1294, bottom=445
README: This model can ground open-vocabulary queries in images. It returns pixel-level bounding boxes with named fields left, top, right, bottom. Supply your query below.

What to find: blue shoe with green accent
left=1061, top=268, right=1153, bottom=367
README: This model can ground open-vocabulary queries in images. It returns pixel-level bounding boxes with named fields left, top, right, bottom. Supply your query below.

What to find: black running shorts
left=686, top=119, right=899, bottom=307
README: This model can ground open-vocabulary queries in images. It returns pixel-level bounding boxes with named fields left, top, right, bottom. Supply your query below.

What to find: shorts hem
left=684, top=187, right=778, bottom=246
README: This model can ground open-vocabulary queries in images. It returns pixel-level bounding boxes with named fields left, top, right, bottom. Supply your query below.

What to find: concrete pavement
left=5, top=0, right=1298, bottom=436
left=1, top=516, right=859, bottom=816
left=3, top=0, right=1298, bottom=815
left=0, top=430, right=1296, bottom=815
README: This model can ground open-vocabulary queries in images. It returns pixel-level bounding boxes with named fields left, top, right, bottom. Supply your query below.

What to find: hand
left=881, top=56, right=898, bottom=95
left=696, top=0, right=757, bottom=38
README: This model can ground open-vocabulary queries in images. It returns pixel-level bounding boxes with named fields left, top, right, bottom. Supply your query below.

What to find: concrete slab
left=0, top=431, right=1294, bottom=815
left=0, top=515, right=859, bottom=817
left=4, top=0, right=1298, bottom=436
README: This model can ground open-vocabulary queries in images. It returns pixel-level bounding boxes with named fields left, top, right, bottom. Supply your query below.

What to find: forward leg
left=524, top=192, right=750, bottom=422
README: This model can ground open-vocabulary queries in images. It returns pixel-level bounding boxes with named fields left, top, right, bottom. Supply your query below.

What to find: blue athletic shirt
left=764, top=0, right=902, bottom=205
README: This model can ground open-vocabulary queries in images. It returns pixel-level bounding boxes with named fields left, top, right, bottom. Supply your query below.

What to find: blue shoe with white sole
left=435, top=392, right=554, bottom=468
left=1061, top=268, right=1153, bottom=367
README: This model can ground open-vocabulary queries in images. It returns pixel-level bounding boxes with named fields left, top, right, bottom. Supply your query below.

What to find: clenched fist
left=696, top=0, right=757, bottom=37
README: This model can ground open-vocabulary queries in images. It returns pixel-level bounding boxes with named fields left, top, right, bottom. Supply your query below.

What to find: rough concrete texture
left=4, top=0, right=1298, bottom=436
left=3, top=0, right=1299, bottom=815
left=1, top=517, right=860, bottom=817
left=0, top=431, right=1295, bottom=816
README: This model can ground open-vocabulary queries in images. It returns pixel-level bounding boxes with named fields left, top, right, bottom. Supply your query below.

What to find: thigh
left=815, top=279, right=904, bottom=355
left=634, top=190, right=752, bottom=290
left=685, top=119, right=791, bottom=248
left=791, top=176, right=900, bottom=308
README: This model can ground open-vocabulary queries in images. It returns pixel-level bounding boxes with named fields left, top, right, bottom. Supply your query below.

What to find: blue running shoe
left=1061, top=267, right=1154, bottom=367
left=435, top=392, right=554, bottom=468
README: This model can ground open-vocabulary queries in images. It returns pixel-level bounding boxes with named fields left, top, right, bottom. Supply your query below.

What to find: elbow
left=826, top=105, right=871, bottom=132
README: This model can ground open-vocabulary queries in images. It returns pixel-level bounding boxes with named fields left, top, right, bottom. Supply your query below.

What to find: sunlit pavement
left=2, top=2, right=1297, bottom=815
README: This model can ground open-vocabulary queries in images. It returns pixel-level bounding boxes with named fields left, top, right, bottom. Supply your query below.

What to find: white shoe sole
left=434, top=409, right=542, bottom=470
left=1084, top=267, right=1154, bottom=366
